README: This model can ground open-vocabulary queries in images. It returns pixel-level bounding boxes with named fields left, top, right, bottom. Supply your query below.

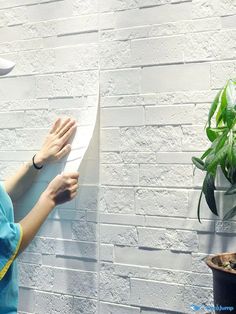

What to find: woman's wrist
left=33, top=152, right=47, bottom=168
left=40, top=190, right=56, bottom=210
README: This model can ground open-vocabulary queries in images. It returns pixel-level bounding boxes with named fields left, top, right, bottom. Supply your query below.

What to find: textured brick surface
left=0, top=0, right=233, bottom=313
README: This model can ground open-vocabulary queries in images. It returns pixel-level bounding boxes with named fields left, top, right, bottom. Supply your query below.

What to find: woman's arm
left=17, top=172, right=79, bottom=253
left=3, top=155, right=44, bottom=201
left=4, top=117, right=76, bottom=201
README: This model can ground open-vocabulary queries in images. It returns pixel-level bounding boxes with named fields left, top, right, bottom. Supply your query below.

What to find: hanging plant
left=192, top=79, right=236, bottom=222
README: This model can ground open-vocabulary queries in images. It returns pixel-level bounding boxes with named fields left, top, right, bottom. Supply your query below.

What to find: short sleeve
left=0, top=213, right=23, bottom=280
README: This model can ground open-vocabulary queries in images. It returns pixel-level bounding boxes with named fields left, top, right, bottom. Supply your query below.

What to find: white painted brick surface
left=0, top=0, right=233, bottom=313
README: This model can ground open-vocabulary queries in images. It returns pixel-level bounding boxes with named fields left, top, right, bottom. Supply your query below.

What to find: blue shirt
left=0, top=182, right=23, bottom=314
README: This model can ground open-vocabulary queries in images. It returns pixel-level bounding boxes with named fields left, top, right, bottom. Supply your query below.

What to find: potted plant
left=192, top=79, right=236, bottom=313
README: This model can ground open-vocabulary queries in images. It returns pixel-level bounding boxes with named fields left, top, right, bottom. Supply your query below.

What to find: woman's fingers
left=60, top=125, right=77, bottom=144
left=57, top=119, right=76, bottom=138
left=63, top=172, right=80, bottom=179
left=70, top=183, right=79, bottom=193
left=55, top=144, right=71, bottom=160
left=70, top=191, right=77, bottom=200
left=55, top=118, right=71, bottom=135
left=50, top=118, right=61, bottom=134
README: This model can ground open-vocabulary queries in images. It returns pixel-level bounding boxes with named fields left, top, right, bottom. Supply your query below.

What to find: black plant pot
left=206, top=253, right=236, bottom=314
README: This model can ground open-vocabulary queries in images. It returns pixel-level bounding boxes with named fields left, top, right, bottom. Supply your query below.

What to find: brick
left=19, top=264, right=54, bottom=290
left=100, top=69, right=141, bottom=96
left=130, top=278, right=185, bottom=312
left=131, top=36, right=184, bottom=66
left=99, top=41, right=132, bottom=69
left=184, top=31, right=219, bottom=62
left=139, top=164, right=193, bottom=187
left=211, top=61, right=236, bottom=89
left=27, top=1, right=73, bottom=23
left=101, top=128, right=121, bottom=151
left=145, top=216, right=215, bottom=232
left=100, top=269, right=130, bottom=303
left=138, top=227, right=198, bottom=252
left=100, top=164, right=139, bottom=185
left=100, top=244, right=114, bottom=262
left=222, top=14, right=236, bottom=28
left=115, top=3, right=191, bottom=28
left=37, top=220, right=72, bottom=239
left=101, top=107, right=145, bottom=127
left=36, top=71, right=99, bottom=98
left=18, top=252, right=42, bottom=265
left=142, top=63, right=211, bottom=93
left=114, top=261, right=212, bottom=287
left=122, top=152, right=156, bottom=164
left=73, top=297, right=97, bottom=314
left=101, top=152, right=123, bottom=163
left=72, top=221, right=98, bottom=242
left=192, top=0, right=236, bottom=18
left=100, top=186, right=135, bottom=214
left=100, top=224, right=138, bottom=246
left=156, top=152, right=194, bottom=164
left=100, top=302, right=140, bottom=314
left=0, top=76, right=36, bottom=100
left=182, top=125, right=209, bottom=151
left=136, top=188, right=188, bottom=217
left=55, top=44, right=98, bottom=72
left=192, top=0, right=218, bottom=18
left=35, top=291, right=73, bottom=314
left=42, top=255, right=97, bottom=272
left=99, top=0, right=139, bottom=12
left=0, top=111, right=24, bottom=128
left=145, top=104, right=194, bottom=125
left=52, top=268, right=98, bottom=297
left=100, top=213, right=145, bottom=226
left=72, top=0, right=98, bottom=15
left=114, top=246, right=192, bottom=270
left=183, top=286, right=213, bottom=313
left=139, top=0, right=171, bottom=7
left=101, top=94, right=156, bottom=108
left=120, top=126, right=182, bottom=152
left=55, top=239, right=98, bottom=259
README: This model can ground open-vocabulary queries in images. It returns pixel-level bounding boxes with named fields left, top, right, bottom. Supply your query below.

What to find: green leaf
left=205, top=126, right=226, bottom=143
left=225, top=80, right=236, bottom=128
left=192, top=157, right=205, bottom=170
left=207, top=144, right=228, bottom=174
left=202, top=172, right=218, bottom=216
left=227, top=131, right=233, bottom=165
left=232, top=142, right=236, bottom=166
left=216, top=84, right=228, bottom=126
left=197, top=190, right=203, bottom=223
left=215, top=130, right=228, bottom=153
left=206, top=127, right=217, bottom=142
left=208, top=89, right=222, bottom=127
left=223, top=205, right=236, bottom=220
left=204, top=150, right=216, bottom=170
left=201, top=148, right=213, bottom=160
left=225, top=183, right=236, bottom=195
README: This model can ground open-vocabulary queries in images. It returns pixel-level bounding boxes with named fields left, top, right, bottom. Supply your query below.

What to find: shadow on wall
left=15, top=114, right=100, bottom=312
left=190, top=167, right=236, bottom=256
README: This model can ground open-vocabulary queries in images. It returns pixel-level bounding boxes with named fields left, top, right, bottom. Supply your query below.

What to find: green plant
left=192, top=79, right=236, bottom=222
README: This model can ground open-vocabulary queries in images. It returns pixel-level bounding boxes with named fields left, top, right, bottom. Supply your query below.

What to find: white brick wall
left=0, top=0, right=234, bottom=313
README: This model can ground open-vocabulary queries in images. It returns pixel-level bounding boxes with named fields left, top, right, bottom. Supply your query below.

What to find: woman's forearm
left=4, top=154, right=44, bottom=201
left=17, top=192, right=55, bottom=254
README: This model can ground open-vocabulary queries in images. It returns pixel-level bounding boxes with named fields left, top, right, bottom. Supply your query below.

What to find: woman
left=0, top=57, right=79, bottom=313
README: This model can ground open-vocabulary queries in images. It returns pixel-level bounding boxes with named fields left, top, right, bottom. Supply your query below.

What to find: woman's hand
left=43, top=172, right=79, bottom=206
left=34, top=118, right=77, bottom=166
